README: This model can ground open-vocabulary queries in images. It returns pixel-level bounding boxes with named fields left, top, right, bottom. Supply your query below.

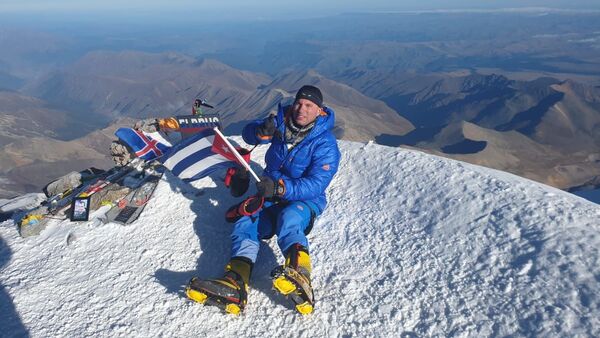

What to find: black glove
left=256, top=176, right=276, bottom=198
left=256, top=115, right=276, bottom=138
left=224, top=167, right=250, bottom=197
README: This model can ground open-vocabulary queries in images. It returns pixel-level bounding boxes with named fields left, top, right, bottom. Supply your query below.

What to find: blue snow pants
left=231, top=200, right=320, bottom=263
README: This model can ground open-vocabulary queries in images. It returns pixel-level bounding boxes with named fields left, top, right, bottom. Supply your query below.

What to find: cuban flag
left=115, top=128, right=173, bottom=161
left=160, top=128, right=244, bottom=181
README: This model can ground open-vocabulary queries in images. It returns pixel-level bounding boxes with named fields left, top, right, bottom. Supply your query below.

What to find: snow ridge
left=1, top=140, right=599, bottom=337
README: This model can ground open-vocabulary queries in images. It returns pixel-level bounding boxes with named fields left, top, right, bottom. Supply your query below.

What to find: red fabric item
left=224, top=167, right=236, bottom=187
left=225, top=195, right=264, bottom=223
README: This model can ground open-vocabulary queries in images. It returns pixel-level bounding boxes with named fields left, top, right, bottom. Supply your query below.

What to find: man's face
left=292, top=98, right=321, bottom=127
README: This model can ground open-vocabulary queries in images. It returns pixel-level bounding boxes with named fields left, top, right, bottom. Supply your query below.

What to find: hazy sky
left=2, top=0, right=600, bottom=14
left=1, top=0, right=599, bottom=26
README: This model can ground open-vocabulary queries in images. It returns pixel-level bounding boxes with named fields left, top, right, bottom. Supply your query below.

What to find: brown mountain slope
left=530, top=80, right=600, bottom=152
left=349, top=70, right=600, bottom=190
left=25, top=51, right=414, bottom=142
left=0, top=119, right=134, bottom=198
left=24, top=51, right=272, bottom=121
left=0, top=91, right=101, bottom=146
left=414, top=121, right=600, bottom=189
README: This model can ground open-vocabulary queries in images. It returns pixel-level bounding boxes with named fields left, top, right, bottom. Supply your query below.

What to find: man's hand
left=256, top=115, right=276, bottom=139
left=256, top=176, right=276, bottom=198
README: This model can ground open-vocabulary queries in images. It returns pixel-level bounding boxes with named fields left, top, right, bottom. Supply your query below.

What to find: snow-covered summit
left=1, top=140, right=599, bottom=337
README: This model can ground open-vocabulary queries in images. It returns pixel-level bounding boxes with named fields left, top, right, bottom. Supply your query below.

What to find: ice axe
left=194, top=98, right=214, bottom=109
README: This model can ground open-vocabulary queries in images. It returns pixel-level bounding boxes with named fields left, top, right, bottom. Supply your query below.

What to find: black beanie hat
left=295, top=85, right=323, bottom=108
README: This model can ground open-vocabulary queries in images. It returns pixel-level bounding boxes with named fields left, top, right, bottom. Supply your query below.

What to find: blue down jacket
left=242, top=104, right=341, bottom=212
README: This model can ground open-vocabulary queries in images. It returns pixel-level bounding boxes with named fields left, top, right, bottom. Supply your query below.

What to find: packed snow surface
left=0, top=193, right=46, bottom=213
left=1, top=140, right=599, bottom=337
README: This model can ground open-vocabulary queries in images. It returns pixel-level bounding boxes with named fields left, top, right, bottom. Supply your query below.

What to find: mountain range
left=331, top=70, right=600, bottom=189
left=1, top=10, right=600, bottom=197
left=2, top=50, right=600, bottom=197
left=0, top=51, right=413, bottom=197
left=23, top=51, right=413, bottom=140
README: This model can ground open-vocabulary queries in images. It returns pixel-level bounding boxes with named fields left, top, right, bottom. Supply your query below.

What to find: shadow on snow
left=152, top=160, right=285, bottom=308
left=0, top=235, right=30, bottom=337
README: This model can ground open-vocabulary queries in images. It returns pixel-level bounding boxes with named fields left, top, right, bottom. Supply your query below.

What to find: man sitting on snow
left=186, top=85, right=341, bottom=315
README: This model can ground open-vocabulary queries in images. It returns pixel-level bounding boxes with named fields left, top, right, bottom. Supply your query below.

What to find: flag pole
left=213, top=127, right=261, bottom=182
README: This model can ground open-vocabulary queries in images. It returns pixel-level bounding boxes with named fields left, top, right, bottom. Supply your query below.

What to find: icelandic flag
left=115, top=128, right=173, bottom=161
left=160, top=128, right=242, bottom=181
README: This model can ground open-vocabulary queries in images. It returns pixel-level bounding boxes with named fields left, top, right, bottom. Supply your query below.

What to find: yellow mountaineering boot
left=272, top=244, right=315, bottom=315
left=186, top=257, right=252, bottom=315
